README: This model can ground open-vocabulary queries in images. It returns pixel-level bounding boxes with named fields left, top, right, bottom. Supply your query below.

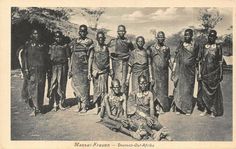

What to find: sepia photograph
left=10, top=7, right=233, bottom=142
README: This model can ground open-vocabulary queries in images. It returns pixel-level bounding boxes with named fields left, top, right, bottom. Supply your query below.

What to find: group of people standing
left=18, top=24, right=224, bottom=140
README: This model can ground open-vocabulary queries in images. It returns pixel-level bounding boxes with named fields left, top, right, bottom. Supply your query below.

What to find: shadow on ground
left=11, top=69, right=232, bottom=141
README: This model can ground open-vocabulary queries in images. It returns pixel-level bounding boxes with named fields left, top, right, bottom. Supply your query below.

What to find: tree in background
left=194, top=8, right=223, bottom=49
left=198, top=9, right=232, bottom=57
left=79, top=8, right=105, bottom=30
left=11, top=7, right=75, bottom=69
left=198, top=8, right=223, bottom=33
left=149, top=29, right=157, bottom=38
left=221, top=25, right=233, bottom=56
left=11, top=7, right=79, bottom=38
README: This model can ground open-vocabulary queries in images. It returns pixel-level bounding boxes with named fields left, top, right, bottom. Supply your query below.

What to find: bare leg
left=200, top=108, right=208, bottom=116
left=119, top=126, right=141, bottom=140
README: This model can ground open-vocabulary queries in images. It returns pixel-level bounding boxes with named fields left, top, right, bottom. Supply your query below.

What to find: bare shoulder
left=146, top=48, right=151, bottom=55
left=104, top=93, right=110, bottom=103
left=86, top=38, right=94, bottom=45
left=122, top=93, right=127, bottom=100
left=125, top=38, right=133, bottom=44
left=148, top=91, right=154, bottom=97
left=107, top=38, right=116, bottom=46
left=69, top=38, right=76, bottom=45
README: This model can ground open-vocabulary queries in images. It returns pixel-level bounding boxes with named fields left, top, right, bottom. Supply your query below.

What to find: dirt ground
left=11, top=69, right=232, bottom=141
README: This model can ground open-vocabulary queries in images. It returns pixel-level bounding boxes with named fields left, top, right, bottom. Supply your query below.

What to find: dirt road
left=11, top=70, right=232, bottom=141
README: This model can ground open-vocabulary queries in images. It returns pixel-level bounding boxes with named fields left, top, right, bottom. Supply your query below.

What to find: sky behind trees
left=69, top=7, right=232, bottom=40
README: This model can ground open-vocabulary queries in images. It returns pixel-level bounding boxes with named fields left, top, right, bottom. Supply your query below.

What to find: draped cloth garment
left=128, top=49, right=149, bottom=92
left=149, top=43, right=170, bottom=112
left=197, top=44, right=223, bottom=116
left=70, top=38, right=93, bottom=107
left=172, top=42, right=198, bottom=114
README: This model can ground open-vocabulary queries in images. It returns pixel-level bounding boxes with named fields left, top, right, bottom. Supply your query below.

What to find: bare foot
left=200, top=110, right=208, bottom=116
left=80, top=108, right=87, bottom=113
left=210, top=113, right=215, bottom=118
left=175, top=112, right=180, bottom=115
left=52, top=106, right=58, bottom=112
left=29, top=110, right=36, bottom=117
left=130, top=131, right=141, bottom=140
left=59, top=103, right=66, bottom=111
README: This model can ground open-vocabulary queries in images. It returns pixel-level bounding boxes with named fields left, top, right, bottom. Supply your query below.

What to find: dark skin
left=198, top=30, right=223, bottom=117
left=25, top=30, right=40, bottom=78
left=107, top=25, right=131, bottom=77
left=79, top=26, right=88, bottom=40
left=207, top=30, right=223, bottom=81
left=117, top=26, right=126, bottom=39
left=172, top=30, right=193, bottom=76
left=107, top=25, right=127, bottom=46
left=54, top=32, right=62, bottom=44
left=88, top=32, right=113, bottom=80
left=136, top=37, right=145, bottom=49
left=104, top=80, right=128, bottom=123
left=156, top=32, right=165, bottom=46
left=31, top=29, right=39, bottom=42
left=126, top=37, right=153, bottom=87
left=68, top=26, right=88, bottom=78
left=208, top=31, right=217, bottom=45
left=184, top=30, right=193, bottom=43
left=137, top=77, right=155, bottom=127
left=156, top=31, right=172, bottom=70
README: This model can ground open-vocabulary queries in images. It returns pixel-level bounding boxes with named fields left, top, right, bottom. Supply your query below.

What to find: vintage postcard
left=0, top=0, right=235, bottom=149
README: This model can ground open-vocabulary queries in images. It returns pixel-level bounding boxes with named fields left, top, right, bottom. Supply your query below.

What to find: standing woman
left=172, top=29, right=199, bottom=115
left=88, top=31, right=112, bottom=114
left=108, top=25, right=135, bottom=95
left=197, top=30, right=224, bottom=117
left=48, top=31, right=70, bottom=111
left=149, top=31, right=171, bottom=113
left=23, top=29, right=50, bottom=116
left=125, top=36, right=153, bottom=92
left=68, top=25, right=94, bottom=113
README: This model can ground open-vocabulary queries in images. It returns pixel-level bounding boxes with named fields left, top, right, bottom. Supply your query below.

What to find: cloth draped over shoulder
left=149, top=43, right=170, bottom=112
left=109, top=37, right=134, bottom=93
left=109, top=37, right=134, bottom=60
left=197, top=43, right=223, bottom=116
left=23, top=40, right=49, bottom=110
left=128, top=49, right=150, bottom=92
left=69, top=37, right=93, bottom=104
left=92, top=44, right=110, bottom=103
left=172, top=41, right=199, bottom=114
